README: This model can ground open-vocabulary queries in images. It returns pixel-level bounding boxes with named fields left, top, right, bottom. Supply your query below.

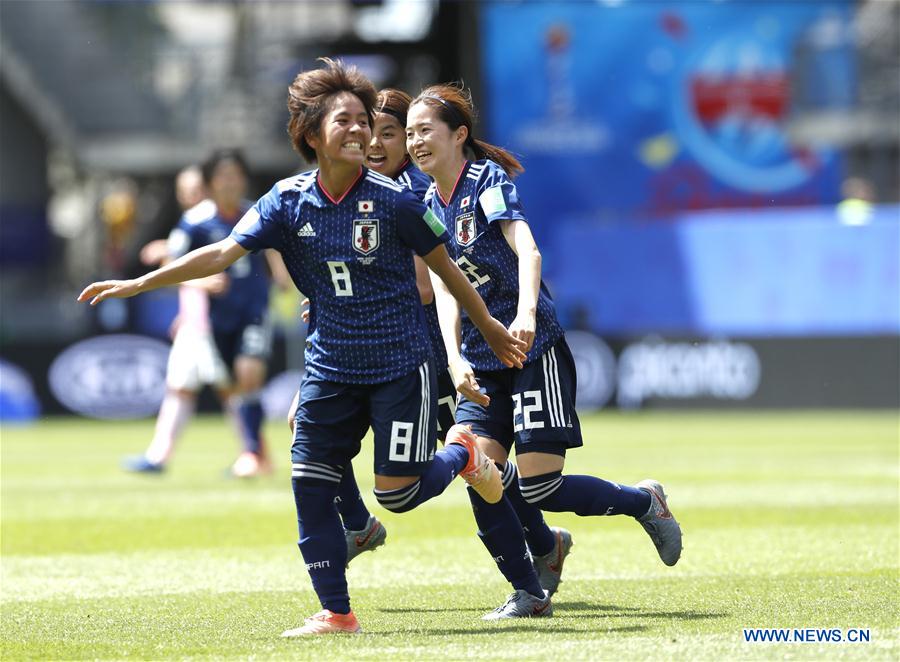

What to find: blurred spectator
left=100, top=178, right=138, bottom=274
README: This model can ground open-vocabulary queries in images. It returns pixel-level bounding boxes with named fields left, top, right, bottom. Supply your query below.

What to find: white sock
left=145, top=392, right=195, bottom=464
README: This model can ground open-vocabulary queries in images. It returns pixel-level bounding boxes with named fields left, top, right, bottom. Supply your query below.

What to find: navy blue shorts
left=435, top=368, right=456, bottom=442
left=292, top=360, right=438, bottom=476
left=455, top=337, right=582, bottom=456
left=213, top=316, right=272, bottom=369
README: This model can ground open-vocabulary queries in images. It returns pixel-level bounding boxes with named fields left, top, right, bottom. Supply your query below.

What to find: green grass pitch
left=2, top=411, right=898, bottom=660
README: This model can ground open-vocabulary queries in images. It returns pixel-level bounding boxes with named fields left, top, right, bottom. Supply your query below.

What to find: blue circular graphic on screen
left=672, top=28, right=823, bottom=193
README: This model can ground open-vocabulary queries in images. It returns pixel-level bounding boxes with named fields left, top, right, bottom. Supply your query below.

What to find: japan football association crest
left=353, top=219, right=380, bottom=255
left=455, top=211, right=476, bottom=246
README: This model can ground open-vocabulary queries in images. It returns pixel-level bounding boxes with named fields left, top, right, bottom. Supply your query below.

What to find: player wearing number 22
left=408, top=84, right=683, bottom=584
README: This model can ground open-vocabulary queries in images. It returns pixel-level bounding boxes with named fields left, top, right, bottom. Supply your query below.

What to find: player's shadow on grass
left=379, top=607, right=490, bottom=613
left=554, top=601, right=728, bottom=621
left=551, top=602, right=640, bottom=613
left=365, top=624, right=648, bottom=637
left=380, top=604, right=727, bottom=623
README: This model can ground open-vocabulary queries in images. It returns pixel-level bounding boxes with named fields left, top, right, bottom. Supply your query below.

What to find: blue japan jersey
left=396, top=160, right=448, bottom=371
left=231, top=167, right=449, bottom=384
left=396, top=159, right=432, bottom=200
left=424, top=160, right=563, bottom=371
left=168, top=199, right=270, bottom=332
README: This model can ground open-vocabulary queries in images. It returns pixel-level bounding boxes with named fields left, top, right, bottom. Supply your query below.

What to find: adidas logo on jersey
left=296, top=222, right=316, bottom=237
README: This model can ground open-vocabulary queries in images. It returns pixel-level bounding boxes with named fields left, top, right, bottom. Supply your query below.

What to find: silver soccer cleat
left=482, top=589, right=553, bottom=620
left=635, top=479, right=682, bottom=566
left=532, top=527, right=573, bottom=597
left=344, top=515, right=387, bottom=565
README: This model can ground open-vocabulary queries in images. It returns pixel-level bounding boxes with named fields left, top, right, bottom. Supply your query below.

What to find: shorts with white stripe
left=454, top=337, right=582, bottom=454
left=291, top=360, right=438, bottom=476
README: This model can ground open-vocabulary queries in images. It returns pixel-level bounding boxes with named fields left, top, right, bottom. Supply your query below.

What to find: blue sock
left=467, top=487, right=545, bottom=598
left=374, top=444, right=468, bottom=513
left=292, top=476, right=350, bottom=614
left=236, top=392, right=264, bottom=455
left=520, top=471, right=651, bottom=518
left=501, top=462, right=555, bottom=557
left=336, top=463, right=370, bottom=531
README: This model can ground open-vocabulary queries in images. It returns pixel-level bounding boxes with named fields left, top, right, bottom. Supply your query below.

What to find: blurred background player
left=127, top=150, right=289, bottom=478
left=408, top=85, right=683, bottom=590
left=123, top=164, right=233, bottom=474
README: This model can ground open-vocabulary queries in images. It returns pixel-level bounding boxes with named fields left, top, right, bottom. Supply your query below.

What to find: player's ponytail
left=411, top=84, right=524, bottom=179
left=469, top=138, right=523, bottom=178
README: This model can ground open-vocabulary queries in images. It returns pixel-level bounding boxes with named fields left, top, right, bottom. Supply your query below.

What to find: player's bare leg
left=123, top=388, right=197, bottom=473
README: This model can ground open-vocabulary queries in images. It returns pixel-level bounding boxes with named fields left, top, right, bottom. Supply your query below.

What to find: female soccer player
left=406, top=84, right=683, bottom=579
left=285, top=88, right=458, bottom=566
left=78, top=59, right=527, bottom=636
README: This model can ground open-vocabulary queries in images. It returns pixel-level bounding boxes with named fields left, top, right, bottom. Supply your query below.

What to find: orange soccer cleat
left=445, top=424, right=503, bottom=504
left=281, top=609, right=362, bottom=637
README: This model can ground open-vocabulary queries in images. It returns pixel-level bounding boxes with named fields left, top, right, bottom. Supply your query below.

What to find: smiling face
left=366, top=113, right=408, bottom=177
left=406, top=101, right=467, bottom=178
left=306, top=91, right=371, bottom=167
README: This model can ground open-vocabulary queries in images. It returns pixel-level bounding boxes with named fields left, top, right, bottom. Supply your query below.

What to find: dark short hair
left=200, top=148, right=250, bottom=185
left=287, top=57, right=377, bottom=163
left=375, top=88, right=413, bottom=129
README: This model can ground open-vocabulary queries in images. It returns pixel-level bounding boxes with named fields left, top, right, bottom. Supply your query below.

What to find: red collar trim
left=317, top=167, right=364, bottom=205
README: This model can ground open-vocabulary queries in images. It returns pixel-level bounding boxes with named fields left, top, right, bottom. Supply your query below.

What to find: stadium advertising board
left=48, top=334, right=169, bottom=419
left=608, top=335, right=898, bottom=410
left=2, top=331, right=896, bottom=418
left=0, top=358, right=41, bottom=422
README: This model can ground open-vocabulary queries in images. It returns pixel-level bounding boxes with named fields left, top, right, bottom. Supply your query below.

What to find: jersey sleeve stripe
left=365, top=171, right=404, bottom=192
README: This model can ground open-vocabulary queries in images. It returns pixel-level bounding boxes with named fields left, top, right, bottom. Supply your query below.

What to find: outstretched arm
left=421, top=243, right=526, bottom=369
left=78, top=238, right=248, bottom=305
